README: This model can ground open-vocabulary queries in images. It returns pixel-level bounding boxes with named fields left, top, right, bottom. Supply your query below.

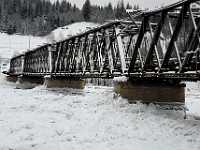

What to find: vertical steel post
left=21, top=55, right=25, bottom=75
left=48, top=44, right=56, bottom=74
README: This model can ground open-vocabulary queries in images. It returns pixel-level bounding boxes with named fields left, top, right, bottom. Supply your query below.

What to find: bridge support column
left=114, top=78, right=186, bottom=104
left=16, top=75, right=44, bottom=89
left=44, top=76, right=85, bottom=89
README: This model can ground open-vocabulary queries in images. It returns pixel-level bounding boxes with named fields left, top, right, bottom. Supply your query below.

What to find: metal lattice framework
left=128, top=0, right=200, bottom=80
left=9, top=54, right=24, bottom=76
left=7, top=0, right=200, bottom=81
left=9, top=21, right=135, bottom=78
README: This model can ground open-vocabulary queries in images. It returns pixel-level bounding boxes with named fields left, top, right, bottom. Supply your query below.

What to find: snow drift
left=0, top=33, right=47, bottom=59
left=0, top=76, right=200, bottom=150
left=46, top=22, right=99, bottom=43
left=0, top=22, right=99, bottom=59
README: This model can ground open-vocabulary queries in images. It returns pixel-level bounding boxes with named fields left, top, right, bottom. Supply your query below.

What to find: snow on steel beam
left=55, top=21, right=121, bottom=44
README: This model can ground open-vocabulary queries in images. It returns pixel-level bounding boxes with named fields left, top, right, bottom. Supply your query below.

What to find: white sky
left=50, top=0, right=179, bottom=9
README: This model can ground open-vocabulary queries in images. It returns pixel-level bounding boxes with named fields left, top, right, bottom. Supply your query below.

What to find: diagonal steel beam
left=181, top=27, right=200, bottom=71
left=54, top=42, right=64, bottom=72
left=161, top=3, right=189, bottom=69
left=143, top=12, right=167, bottom=71
left=180, top=5, right=200, bottom=72
left=167, top=17, right=182, bottom=70
left=125, top=35, right=134, bottom=58
left=115, top=28, right=127, bottom=74
left=189, top=6, right=200, bottom=43
left=128, top=16, right=149, bottom=73
left=70, top=38, right=81, bottom=72
left=106, top=29, right=115, bottom=74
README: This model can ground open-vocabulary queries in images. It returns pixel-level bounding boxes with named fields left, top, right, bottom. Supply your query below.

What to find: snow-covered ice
left=0, top=74, right=200, bottom=150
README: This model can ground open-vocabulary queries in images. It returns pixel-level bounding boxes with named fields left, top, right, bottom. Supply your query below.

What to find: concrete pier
left=44, top=76, right=85, bottom=89
left=85, top=78, right=113, bottom=87
left=16, top=75, right=44, bottom=89
left=6, top=75, right=18, bottom=83
left=114, top=79, right=186, bottom=104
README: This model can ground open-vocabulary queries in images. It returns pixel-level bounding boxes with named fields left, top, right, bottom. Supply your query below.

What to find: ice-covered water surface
left=0, top=75, right=200, bottom=150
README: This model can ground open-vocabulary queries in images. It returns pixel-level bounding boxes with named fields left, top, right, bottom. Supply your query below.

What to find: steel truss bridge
left=7, top=0, right=200, bottom=82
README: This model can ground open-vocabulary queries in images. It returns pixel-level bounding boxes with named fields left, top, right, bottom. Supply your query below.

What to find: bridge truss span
left=10, top=21, right=137, bottom=78
left=128, top=0, right=200, bottom=80
left=7, top=0, right=200, bottom=81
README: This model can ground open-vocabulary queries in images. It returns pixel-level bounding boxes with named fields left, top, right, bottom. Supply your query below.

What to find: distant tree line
left=0, top=0, right=139, bottom=36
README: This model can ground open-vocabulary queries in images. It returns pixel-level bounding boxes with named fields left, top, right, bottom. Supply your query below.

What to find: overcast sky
left=50, top=0, right=179, bottom=9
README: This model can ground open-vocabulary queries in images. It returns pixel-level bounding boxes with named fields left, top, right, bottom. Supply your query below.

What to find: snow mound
left=46, top=22, right=99, bottom=43
left=0, top=33, right=47, bottom=59
left=0, top=22, right=99, bottom=59
left=113, top=76, right=128, bottom=82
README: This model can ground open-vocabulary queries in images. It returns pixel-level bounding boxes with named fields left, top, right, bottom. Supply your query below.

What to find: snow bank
left=0, top=76, right=200, bottom=149
left=113, top=76, right=128, bottom=82
left=46, top=22, right=99, bottom=43
left=0, top=22, right=99, bottom=59
left=0, top=33, right=47, bottom=58
left=185, top=82, right=200, bottom=119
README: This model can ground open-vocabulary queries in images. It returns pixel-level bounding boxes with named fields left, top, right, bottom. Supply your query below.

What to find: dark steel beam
left=161, top=3, right=189, bottom=69
left=143, top=12, right=167, bottom=70
left=128, top=16, right=149, bottom=73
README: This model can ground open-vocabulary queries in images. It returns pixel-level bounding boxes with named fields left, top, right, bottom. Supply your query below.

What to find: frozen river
left=0, top=75, right=200, bottom=150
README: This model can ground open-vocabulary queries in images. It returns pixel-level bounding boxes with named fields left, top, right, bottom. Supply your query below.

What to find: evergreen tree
left=126, top=3, right=132, bottom=9
left=115, top=0, right=127, bottom=19
left=82, top=0, right=91, bottom=21
left=0, top=0, right=137, bottom=36
left=133, top=4, right=140, bottom=10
